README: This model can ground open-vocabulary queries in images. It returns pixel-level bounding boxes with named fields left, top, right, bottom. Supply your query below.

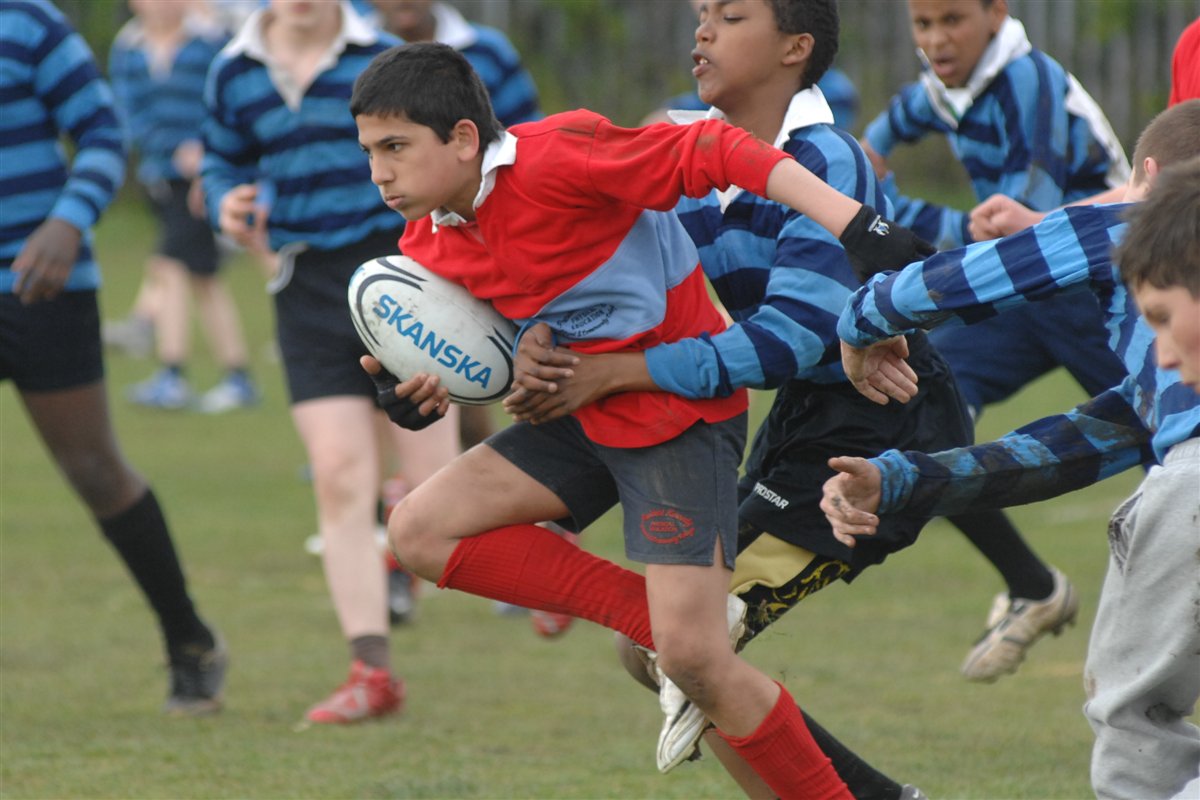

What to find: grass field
left=1, top=197, right=1145, bottom=799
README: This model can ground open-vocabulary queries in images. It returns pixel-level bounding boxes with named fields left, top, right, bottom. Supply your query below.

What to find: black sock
left=802, top=709, right=902, bottom=800
left=350, top=635, right=390, bottom=671
left=98, top=489, right=211, bottom=654
left=949, top=510, right=1054, bottom=601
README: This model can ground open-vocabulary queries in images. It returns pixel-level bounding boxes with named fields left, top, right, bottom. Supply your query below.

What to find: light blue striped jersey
left=864, top=18, right=1127, bottom=250
left=644, top=89, right=890, bottom=398
left=108, top=16, right=227, bottom=186
left=0, top=0, right=126, bottom=294
left=836, top=203, right=1200, bottom=514
left=201, top=3, right=401, bottom=252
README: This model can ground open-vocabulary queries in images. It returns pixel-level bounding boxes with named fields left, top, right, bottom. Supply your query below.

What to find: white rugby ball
left=348, top=255, right=517, bottom=405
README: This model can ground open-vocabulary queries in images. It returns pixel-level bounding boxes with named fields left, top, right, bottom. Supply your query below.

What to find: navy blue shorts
left=146, top=180, right=221, bottom=275
left=929, top=292, right=1127, bottom=418
left=0, top=290, right=104, bottom=392
left=274, top=229, right=402, bottom=404
left=738, top=332, right=973, bottom=577
left=486, top=413, right=748, bottom=568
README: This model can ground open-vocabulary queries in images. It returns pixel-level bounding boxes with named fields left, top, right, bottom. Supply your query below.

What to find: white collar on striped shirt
left=431, top=131, right=518, bottom=231
left=225, top=1, right=381, bottom=111
left=667, top=87, right=835, bottom=211
left=917, top=16, right=1032, bottom=129
left=430, top=1, right=478, bottom=50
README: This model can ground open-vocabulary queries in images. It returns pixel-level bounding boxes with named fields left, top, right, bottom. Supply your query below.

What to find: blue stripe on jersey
left=534, top=209, right=697, bottom=344
left=202, top=37, right=400, bottom=252
left=460, top=25, right=541, bottom=127
left=646, top=121, right=891, bottom=398
left=0, top=0, right=125, bottom=291
left=109, top=25, right=226, bottom=185
left=864, top=48, right=1122, bottom=249
left=842, top=203, right=1200, bottom=462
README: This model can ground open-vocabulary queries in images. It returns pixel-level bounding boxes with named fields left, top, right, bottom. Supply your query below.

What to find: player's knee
left=386, top=495, right=445, bottom=579
left=57, top=449, right=140, bottom=515
left=654, top=634, right=729, bottom=708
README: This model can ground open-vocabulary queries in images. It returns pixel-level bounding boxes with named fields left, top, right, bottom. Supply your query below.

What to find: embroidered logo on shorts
left=641, top=509, right=695, bottom=545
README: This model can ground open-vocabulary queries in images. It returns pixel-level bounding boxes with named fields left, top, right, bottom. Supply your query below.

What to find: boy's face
left=357, top=113, right=478, bottom=222
left=692, top=0, right=799, bottom=109
left=371, top=0, right=435, bottom=41
left=908, top=0, right=1007, bottom=88
left=269, top=0, right=339, bottom=31
left=1133, top=283, right=1200, bottom=392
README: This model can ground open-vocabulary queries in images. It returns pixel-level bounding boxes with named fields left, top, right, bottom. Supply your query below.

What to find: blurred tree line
left=60, top=0, right=1197, bottom=186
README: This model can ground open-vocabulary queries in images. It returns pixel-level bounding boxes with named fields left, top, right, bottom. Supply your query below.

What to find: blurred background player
left=968, top=13, right=1200, bottom=241
left=0, top=0, right=226, bottom=716
left=106, top=0, right=259, bottom=413
left=202, top=0, right=454, bottom=724
left=855, top=0, right=1133, bottom=682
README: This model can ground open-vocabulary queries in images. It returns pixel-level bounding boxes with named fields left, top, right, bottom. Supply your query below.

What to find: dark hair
left=1115, top=156, right=1200, bottom=297
left=350, top=42, right=503, bottom=146
left=1130, top=99, right=1200, bottom=184
left=767, top=0, right=839, bottom=89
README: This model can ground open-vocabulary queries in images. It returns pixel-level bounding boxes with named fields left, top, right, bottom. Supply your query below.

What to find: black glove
left=839, top=205, right=937, bottom=283
left=369, top=366, right=441, bottom=431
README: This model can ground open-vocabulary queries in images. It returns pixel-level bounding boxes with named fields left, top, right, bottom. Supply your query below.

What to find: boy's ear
left=783, top=32, right=814, bottom=68
left=1142, top=156, right=1160, bottom=184
left=987, top=0, right=1009, bottom=34
left=450, top=119, right=482, bottom=162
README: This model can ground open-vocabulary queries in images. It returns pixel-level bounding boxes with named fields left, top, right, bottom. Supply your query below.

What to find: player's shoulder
left=992, top=47, right=1068, bottom=96
left=784, top=124, right=870, bottom=192
left=464, top=23, right=520, bottom=59
left=1, top=0, right=71, bottom=47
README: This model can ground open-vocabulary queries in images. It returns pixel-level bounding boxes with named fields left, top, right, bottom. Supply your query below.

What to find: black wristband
left=838, top=205, right=936, bottom=283
left=369, top=368, right=441, bottom=431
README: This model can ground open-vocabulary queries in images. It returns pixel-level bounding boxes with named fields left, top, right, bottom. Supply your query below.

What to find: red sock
left=438, top=524, right=654, bottom=648
left=718, top=684, right=852, bottom=800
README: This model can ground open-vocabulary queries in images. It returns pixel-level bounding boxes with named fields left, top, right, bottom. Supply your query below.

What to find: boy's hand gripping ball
left=348, top=255, right=517, bottom=406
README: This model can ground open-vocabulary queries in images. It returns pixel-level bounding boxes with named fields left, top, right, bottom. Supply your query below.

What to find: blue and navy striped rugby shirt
left=838, top=203, right=1200, bottom=516
left=201, top=2, right=400, bottom=253
left=0, top=0, right=126, bottom=293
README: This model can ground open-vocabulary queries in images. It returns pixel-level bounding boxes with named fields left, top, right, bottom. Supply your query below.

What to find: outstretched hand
left=840, top=338, right=918, bottom=405
left=360, top=355, right=450, bottom=430
left=819, top=456, right=884, bottom=547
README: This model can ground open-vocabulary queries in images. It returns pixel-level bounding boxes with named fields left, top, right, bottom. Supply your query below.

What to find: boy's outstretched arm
left=764, top=159, right=934, bottom=276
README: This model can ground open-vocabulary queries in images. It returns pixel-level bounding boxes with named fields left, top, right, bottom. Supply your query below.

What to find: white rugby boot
left=960, top=566, right=1079, bottom=682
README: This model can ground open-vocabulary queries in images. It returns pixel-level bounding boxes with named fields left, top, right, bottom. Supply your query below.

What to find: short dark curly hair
left=1115, top=157, right=1200, bottom=297
left=767, top=0, right=840, bottom=90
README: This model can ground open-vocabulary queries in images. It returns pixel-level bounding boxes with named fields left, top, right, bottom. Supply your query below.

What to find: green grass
left=1, top=198, right=1144, bottom=799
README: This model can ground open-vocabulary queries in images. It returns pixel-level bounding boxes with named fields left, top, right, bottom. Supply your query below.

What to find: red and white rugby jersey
left=401, top=109, right=790, bottom=448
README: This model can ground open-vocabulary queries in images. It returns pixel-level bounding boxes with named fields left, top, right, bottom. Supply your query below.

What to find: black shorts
left=737, top=332, right=973, bottom=578
left=487, top=413, right=747, bottom=568
left=146, top=180, right=220, bottom=275
left=0, top=290, right=104, bottom=392
left=274, top=229, right=403, bottom=405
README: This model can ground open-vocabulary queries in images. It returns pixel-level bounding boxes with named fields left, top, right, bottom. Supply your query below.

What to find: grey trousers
left=1084, top=437, right=1200, bottom=800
